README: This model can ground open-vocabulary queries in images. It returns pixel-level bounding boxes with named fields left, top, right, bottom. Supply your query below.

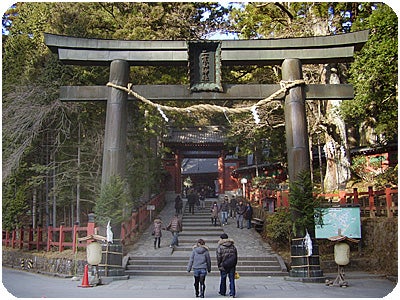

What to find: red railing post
left=385, top=186, right=393, bottom=218
left=47, top=226, right=52, bottom=251
left=86, top=213, right=96, bottom=245
left=339, top=190, right=346, bottom=205
left=37, top=226, right=42, bottom=251
left=5, top=231, right=10, bottom=247
left=276, top=190, right=282, bottom=208
left=28, top=226, right=34, bottom=250
left=353, top=188, right=359, bottom=205
left=19, top=227, right=24, bottom=249
left=368, top=186, right=376, bottom=217
left=59, top=224, right=64, bottom=252
left=72, top=224, right=78, bottom=253
left=11, top=230, right=16, bottom=249
left=282, top=190, right=289, bottom=207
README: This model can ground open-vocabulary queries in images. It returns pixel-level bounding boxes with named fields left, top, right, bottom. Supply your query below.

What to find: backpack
left=222, top=252, right=237, bottom=271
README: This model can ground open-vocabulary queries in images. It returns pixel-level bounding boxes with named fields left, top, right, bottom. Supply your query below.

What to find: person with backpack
left=187, top=239, right=211, bottom=298
left=216, top=233, right=238, bottom=298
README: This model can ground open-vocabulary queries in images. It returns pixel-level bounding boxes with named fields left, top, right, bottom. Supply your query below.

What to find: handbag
left=235, top=271, right=240, bottom=279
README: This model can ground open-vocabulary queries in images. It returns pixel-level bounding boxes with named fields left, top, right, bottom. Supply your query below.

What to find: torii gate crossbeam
left=45, top=30, right=368, bottom=186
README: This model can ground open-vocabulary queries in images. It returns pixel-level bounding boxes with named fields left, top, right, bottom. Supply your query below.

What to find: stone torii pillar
left=101, top=60, right=129, bottom=186
left=282, top=59, right=309, bottom=182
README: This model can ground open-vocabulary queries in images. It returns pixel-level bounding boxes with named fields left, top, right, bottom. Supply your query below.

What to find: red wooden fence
left=250, top=186, right=398, bottom=218
left=120, top=192, right=165, bottom=245
left=2, top=222, right=95, bottom=253
left=3, top=193, right=166, bottom=253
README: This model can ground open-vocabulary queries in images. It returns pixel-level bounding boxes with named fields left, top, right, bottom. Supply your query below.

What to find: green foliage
left=350, top=155, right=398, bottom=188
left=342, top=4, right=398, bottom=143
left=2, top=178, right=29, bottom=231
left=289, top=171, right=321, bottom=237
left=265, top=208, right=292, bottom=247
left=94, top=176, right=129, bottom=227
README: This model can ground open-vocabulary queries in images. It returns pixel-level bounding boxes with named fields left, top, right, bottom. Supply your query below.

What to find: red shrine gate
left=162, top=126, right=240, bottom=195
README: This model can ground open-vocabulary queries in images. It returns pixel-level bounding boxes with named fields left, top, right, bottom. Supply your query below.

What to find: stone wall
left=2, top=249, right=87, bottom=277
left=360, top=217, right=398, bottom=276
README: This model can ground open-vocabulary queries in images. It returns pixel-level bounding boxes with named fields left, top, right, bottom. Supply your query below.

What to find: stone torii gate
left=45, top=31, right=368, bottom=279
left=45, top=30, right=368, bottom=190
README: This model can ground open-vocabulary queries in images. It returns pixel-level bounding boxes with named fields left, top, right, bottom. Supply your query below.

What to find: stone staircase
left=125, top=199, right=288, bottom=277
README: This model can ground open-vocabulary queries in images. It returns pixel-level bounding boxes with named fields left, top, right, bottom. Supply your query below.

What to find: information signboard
left=315, top=207, right=361, bottom=239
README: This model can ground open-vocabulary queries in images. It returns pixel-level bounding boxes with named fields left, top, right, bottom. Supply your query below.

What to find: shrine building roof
left=163, top=126, right=226, bottom=146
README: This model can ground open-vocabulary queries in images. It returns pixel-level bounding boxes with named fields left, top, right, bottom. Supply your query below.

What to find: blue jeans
left=194, top=269, right=207, bottom=277
left=236, top=214, right=243, bottom=228
left=247, top=218, right=252, bottom=229
left=219, top=268, right=236, bottom=297
left=170, top=231, right=179, bottom=246
left=221, top=211, right=228, bottom=224
left=194, top=269, right=207, bottom=297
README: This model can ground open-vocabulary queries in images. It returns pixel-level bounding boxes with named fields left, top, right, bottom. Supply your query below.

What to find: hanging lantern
left=87, top=242, right=102, bottom=265
left=334, top=242, right=350, bottom=266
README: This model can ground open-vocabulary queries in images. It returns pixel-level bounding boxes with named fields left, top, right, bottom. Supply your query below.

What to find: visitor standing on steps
left=220, top=196, right=229, bottom=226
left=229, top=195, right=237, bottom=219
left=236, top=200, right=246, bottom=229
left=175, top=195, right=183, bottom=215
left=216, top=233, right=238, bottom=298
left=210, top=201, right=219, bottom=226
left=187, top=239, right=211, bottom=298
left=187, top=189, right=198, bottom=215
left=244, top=202, right=253, bottom=229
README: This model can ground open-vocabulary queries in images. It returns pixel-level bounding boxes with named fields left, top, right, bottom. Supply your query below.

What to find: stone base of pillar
left=287, top=238, right=325, bottom=283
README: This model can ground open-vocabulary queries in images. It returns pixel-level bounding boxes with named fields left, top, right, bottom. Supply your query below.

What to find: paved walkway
left=126, top=197, right=276, bottom=258
left=3, top=267, right=397, bottom=298
left=3, top=197, right=396, bottom=298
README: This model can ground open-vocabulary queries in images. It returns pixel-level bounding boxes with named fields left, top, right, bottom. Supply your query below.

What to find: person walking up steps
left=166, top=214, right=182, bottom=253
left=175, top=195, right=183, bottom=215
left=216, top=233, right=238, bottom=298
left=187, top=239, right=211, bottom=298
left=152, top=218, right=164, bottom=249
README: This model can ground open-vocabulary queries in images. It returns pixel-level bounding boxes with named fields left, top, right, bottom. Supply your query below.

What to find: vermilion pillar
left=218, top=151, right=225, bottom=194
left=175, top=151, right=182, bottom=194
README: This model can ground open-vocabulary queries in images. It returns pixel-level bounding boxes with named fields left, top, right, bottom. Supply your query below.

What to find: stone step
left=183, top=226, right=223, bottom=231
left=126, top=256, right=286, bottom=264
left=126, top=255, right=287, bottom=277
left=179, top=231, right=222, bottom=237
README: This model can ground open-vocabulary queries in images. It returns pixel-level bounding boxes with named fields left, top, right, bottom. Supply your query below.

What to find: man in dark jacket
left=216, top=233, right=237, bottom=297
left=236, top=200, right=246, bottom=229
left=187, top=189, right=198, bottom=215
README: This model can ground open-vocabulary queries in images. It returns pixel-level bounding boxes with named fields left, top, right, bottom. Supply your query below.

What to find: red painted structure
left=3, top=193, right=165, bottom=253
left=249, top=185, right=398, bottom=218
left=162, top=126, right=241, bottom=195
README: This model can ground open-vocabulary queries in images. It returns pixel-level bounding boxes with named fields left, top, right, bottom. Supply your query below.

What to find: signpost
left=315, top=207, right=362, bottom=239
left=147, top=205, right=156, bottom=222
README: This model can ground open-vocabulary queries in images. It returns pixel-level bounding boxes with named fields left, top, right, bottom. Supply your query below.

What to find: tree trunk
left=323, top=65, right=351, bottom=192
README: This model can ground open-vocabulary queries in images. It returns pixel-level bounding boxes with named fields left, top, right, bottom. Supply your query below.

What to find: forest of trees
left=2, top=2, right=398, bottom=231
